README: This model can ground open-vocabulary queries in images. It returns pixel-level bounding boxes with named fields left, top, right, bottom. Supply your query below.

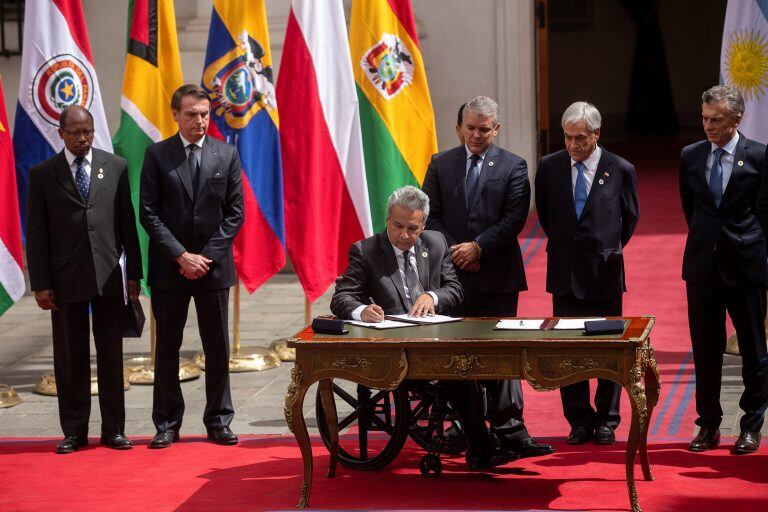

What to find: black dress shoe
left=734, top=431, right=761, bottom=454
left=567, top=426, right=593, bottom=445
left=689, top=427, right=720, bottom=452
left=515, top=437, right=555, bottom=458
left=207, top=426, right=238, bottom=445
left=149, top=431, right=179, bottom=449
left=56, top=435, right=88, bottom=454
left=466, top=433, right=518, bottom=470
left=100, top=433, right=133, bottom=450
left=593, top=425, right=616, bottom=445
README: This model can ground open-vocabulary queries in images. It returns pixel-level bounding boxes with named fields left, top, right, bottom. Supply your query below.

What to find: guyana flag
left=112, top=0, right=183, bottom=292
left=350, top=0, right=437, bottom=231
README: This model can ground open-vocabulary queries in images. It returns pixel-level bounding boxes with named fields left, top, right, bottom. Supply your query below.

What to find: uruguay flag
left=13, top=0, right=112, bottom=236
left=201, top=0, right=285, bottom=293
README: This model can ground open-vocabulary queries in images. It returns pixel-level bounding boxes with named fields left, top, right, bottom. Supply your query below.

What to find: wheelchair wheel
left=316, top=382, right=410, bottom=471
left=407, top=382, right=467, bottom=455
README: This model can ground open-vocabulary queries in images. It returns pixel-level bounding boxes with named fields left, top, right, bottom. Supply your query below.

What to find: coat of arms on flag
left=203, top=30, right=277, bottom=130
left=361, top=33, right=414, bottom=100
left=32, top=54, right=95, bottom=126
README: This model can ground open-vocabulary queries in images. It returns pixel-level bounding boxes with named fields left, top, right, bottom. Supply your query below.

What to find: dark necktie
left=709, top=148, right=725, bottom=208
left=402, top=250, right=425, bottom=309
left=74, top=155, right=89, bottom=201
left=187, top=144, right=200, bottom=193
left=574, top=161, right=588, bottom=218
left=465, top=154, right=481, bottom=208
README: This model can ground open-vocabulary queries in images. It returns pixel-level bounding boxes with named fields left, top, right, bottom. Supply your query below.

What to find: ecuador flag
left=201, top=0, right=285, bottom=293
left=113, top=0, right=183, bottom=291
left=350, top=0, right=437, bottom=231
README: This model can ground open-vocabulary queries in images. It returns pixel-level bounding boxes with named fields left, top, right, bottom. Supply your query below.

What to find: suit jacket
left=680, top=133, right=768, bottom=287
left=535, top=147, right=639, bottom=300
left=139, top=134, right=244, bottom=290
left=422, top=144, right=530, bottom=294
left=330, top=230, right=464, bottom=319
left=26, top=148, right=141, bottom=303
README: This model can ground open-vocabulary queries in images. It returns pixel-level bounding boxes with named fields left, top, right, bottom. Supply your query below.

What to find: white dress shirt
left=64, top=147, right=92, bottom=181
left=570, top=145, right=602, bottom=197
left=351, top=242, right=439, bottom=320
left=179, top=133, right=205, bottom=166
left=465, top=144, right=489, bottom=178
left=705, top=131, right=739, bottom=191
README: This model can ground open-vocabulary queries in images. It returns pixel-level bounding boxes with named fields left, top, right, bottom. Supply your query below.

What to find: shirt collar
left=465, top=144, right=489, bottom=162
left=179, top=133, right=205, bottom=149
left=64, top=148, right=92, bottom=168
left=712, top=131, right=739, bottom=156
left=570, top=145, right=602, bottom=172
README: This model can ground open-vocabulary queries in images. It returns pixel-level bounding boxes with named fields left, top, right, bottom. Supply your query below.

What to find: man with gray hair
left=423, top=95, right=554, bottom=459
left=535, top=101, right=639, bottom=445
left=331, top=186, right=518, bottom=469
left=680, top=85, right=768, bottom=454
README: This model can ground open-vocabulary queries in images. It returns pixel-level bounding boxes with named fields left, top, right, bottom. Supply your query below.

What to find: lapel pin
left=421, top=251, right=428, bottom=258
left=738, top=160, right=744, bottom=166
left=488, top=161, right=494, bottom=167
left=603, top=171, right=610, bottom=177
left=598, top=179, right=605, bottom=185
left=97, top=168, right=104, bottom=179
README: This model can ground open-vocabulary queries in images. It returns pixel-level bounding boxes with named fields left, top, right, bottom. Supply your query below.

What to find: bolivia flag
left=113, top=0, right=183, bottom=292
left=0, top=75, right=25, bottom=316
left=350, top=0, right=438, bottom=231
left=201, top=0, right=285, bottom=293
left=279, top=0, right=373, bottom=302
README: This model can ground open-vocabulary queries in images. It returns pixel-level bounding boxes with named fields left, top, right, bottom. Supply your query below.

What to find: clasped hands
left=176, top=251, right=213, bottom=280
left=361, top=293, right=435, bottom=322
left=450, top=242, right=481, bottom=272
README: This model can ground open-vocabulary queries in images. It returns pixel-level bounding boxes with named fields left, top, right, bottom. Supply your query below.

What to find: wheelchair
left=315, top=379, right=467, bottom=477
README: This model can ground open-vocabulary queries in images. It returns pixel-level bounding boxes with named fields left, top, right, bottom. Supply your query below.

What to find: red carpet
left=1, top=435, right=766, bottom=511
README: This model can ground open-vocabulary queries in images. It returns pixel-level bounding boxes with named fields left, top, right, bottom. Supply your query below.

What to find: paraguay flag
left=201, top=0, right=285, bottom=293
left=12, top=0, right=112, bottom=236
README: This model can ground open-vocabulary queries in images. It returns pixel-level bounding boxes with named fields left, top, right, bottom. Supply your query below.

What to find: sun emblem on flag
left=361, top=33, right=414, bottom=100
left=203, top=31, right=277, bottom=131
left=32, top=54, right=93, bottom=126
left=724, top=28, right=768, bottom=101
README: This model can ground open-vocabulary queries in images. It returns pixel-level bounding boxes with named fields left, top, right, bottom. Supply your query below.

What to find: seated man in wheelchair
left=330, top=186, right=518, bottom=470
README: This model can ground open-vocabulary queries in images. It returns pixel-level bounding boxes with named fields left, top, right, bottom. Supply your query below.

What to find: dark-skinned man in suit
left=535, top=101, right=639, bottom=445
left=140, top=84, right=244, bottom=449
left=680, top=85, right=768, bottom=454
left=422, top=96, right=553, bottom=459
left=26, top=105, right=141, bottom=453
left=331, top=185, right=518, bottom=469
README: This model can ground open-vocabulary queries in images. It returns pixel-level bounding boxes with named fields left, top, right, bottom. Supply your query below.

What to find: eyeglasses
left=60, top=128, right=95, bottom=138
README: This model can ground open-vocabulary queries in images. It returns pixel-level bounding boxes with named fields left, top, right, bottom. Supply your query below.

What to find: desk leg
left=285, top=365, right=313, bottom=509
left=318, top=378, right=339, bottom=478
left=625, top=355, right=650, bottom=512
left=640, top=349, right=660, bottom=481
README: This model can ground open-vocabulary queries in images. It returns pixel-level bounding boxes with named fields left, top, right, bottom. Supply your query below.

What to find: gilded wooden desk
left=285, top=316, right=658, bottom=512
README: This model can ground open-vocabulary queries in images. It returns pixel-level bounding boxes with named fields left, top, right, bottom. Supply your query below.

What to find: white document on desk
left=346, top=319, right=414, bottom=329
left=386, top=314, right=462, bottom=324
left=495, top=319, right=546, bottom=330
left=553, top=317, right=606, bottom=330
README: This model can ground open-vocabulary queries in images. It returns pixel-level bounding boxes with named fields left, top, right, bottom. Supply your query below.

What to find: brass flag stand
left=124, top=304, right=202, bottom=384
left=0, top=383, right=22, bottom=408
left=195, top=281, right=281, bottom=372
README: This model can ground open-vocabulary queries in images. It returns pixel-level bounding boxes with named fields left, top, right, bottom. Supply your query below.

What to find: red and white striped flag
left=278, top=0, right=373, bottom=302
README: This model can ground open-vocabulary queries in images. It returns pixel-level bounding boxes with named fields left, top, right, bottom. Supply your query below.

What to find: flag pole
left=195, top=279, right=280, bottom=372
left=305, top=297, right=311, bottom=325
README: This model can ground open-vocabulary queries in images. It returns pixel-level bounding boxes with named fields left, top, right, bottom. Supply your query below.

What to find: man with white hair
left=535, top=101, right=639, bottom=445
left=680, top=85, right=768, bottom=454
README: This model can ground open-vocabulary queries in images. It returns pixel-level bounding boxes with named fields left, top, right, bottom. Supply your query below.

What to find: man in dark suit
left=422, top=96, right=553, bottom=459
left=332, top=185, right=517, bottom=469
left=680, top=85, right=768, bottom=454
left=26, top=105, right=141, bottom=453
left=140, top=84, right=244, bottom=449
left=535, top=101, right=640, bottom=445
